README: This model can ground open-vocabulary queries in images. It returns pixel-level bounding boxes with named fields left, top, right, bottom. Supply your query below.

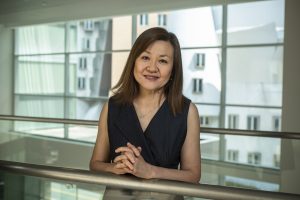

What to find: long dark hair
left=112, top=27, right=184, bottom=115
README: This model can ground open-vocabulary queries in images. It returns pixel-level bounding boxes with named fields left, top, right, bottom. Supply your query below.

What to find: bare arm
left=89, top=102, right=132, bottom=174
left=118, top=103, right=201, bottom=183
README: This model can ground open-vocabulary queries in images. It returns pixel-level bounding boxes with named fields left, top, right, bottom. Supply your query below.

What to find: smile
left=144, top=75, right=159, bottom=81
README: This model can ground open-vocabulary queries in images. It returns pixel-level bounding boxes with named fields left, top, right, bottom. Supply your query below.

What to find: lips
left=144, top=75, right=159, bottom=81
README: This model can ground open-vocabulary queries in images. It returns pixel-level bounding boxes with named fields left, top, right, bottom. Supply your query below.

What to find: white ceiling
left=0, top=0, right=258, bottom=27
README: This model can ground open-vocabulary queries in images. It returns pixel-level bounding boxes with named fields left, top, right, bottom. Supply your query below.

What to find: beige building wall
left=111, top=16, right=132, bottom=93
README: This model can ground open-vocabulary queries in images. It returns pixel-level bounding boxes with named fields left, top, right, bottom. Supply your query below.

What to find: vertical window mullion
left=219, top=4, right=228, bottom=164
left=64, top=23, right=70, bottom=138
left=220, top=4, right=228, bottom=128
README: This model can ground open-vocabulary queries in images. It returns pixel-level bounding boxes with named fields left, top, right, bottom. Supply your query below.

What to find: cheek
left=162, top=66, right=173, bottom=79
left=133, top=65, right=138, bottom=80
left=133, top=63, right=143, bottom=81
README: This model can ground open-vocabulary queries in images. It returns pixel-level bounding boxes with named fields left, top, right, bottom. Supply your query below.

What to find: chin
left=141, top=85, right=163, bottom=92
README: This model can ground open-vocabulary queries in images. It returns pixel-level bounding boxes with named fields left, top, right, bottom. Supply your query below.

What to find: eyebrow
left=144, top=50, right=171, bottom=58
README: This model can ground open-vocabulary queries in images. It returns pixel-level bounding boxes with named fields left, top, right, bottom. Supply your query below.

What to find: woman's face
left=134, top=40, right=174, bottom=93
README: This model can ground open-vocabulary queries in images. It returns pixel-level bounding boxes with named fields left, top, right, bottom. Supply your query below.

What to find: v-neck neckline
left=132, top=99, right=167, bottom=134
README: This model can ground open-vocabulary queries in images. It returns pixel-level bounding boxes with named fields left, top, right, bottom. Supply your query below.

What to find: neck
left=135, top=90, right=165, bottom=106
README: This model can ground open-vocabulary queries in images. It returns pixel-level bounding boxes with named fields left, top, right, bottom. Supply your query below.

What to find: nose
left=147, top=60, right=158, bottom=72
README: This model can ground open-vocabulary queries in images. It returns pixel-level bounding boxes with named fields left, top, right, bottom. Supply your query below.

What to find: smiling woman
left=89, top=27, right=201, bottom=186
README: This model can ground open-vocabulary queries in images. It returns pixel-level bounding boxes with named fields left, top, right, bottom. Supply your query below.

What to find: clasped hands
left=113, top=142, right=153, bottom=179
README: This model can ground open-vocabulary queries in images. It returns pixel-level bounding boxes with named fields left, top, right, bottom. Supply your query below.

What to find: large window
left=13, top=0, right=284, bottom=155
left=14, top=1, right=284, bottom=129
left=12, top=0, right=285, bottom=190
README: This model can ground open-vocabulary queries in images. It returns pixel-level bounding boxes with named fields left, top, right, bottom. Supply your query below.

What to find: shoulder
left=182, top=96, right=193, bottom=114
left=182, top=96, right=198, bottom=114
left=183, top=97, right=199, bottom=123
left=187, top=102, right=200, bottom=135
left=188, top=102, right=199, bottom=118
left=100, top=101, right=109, bottom=117
left=107, top=96, right=119, bottom=111
left=183, top=96, right=191, bottom=104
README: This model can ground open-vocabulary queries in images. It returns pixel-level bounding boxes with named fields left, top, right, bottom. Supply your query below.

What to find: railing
left=0, top=114, right=300, bottom=139
left=0, top=160, right=299, bottom=200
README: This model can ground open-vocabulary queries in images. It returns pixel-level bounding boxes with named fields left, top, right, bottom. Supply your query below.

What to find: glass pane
left=201, top=133, right=281, bottom=191
left=195, top=104, right=220, bottom=128
left=182, top=49, right=221, bottom=104
left=15, top=55, right=65, bottom=94
left=15, top=95, right=64, bottom=118
left=68, top=125, right=97, bottom=142
left=225, top=135, right=280, bottom=168
left=136, top=6, right=222, bottom=47
left=14, top=121, right=64, bottom=138
left=69, top=53, right=112, bottom=97
left=227, top=0, right=285, bottom=45
left=67, top=97, right=105, bottom=120
left=223, top=176, right=279, bottom=192
left=0, top=119, right=93, bottom=168
left=15, top=24, right=65, bottom=55
left=112, top=16, right=132, bottom=50
left=201, top=133, right=221, bottom=160
left=225, top=106, right=282, bottom=132
left=68, top=19, right=112, bottom=52
left=0, top=173, right=105, bottom=200
left=226, top=47, right=283, bottom=106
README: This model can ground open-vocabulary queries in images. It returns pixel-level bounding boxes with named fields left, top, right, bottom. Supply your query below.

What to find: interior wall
left=0, top=25, right=14, bottom=132
left=280, top=0, right=300, bottom=195
left=0, top=25, right=13, bottom=116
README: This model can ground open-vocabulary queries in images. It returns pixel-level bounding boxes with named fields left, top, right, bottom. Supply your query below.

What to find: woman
left=90, top=27, right=201, bottom=184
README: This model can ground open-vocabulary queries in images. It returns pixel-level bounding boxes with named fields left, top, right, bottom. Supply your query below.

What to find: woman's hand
left=115, top=143, right=154, bottom=179
left=111, top=162, right=133, bottom=175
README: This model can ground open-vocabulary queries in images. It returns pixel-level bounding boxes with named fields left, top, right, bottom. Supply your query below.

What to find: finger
left=137, top=146, right=142, bottom=152
left=122, top=167, right=133, bottom=174
left=122, top=159, right=134, bottom=170
left=127, top=142, right=140, bottom=157
left=115, top=146, right=134, bottom=154
left=116, top=151, right=136, bottom=164
left=115, top=162, right=126, bottom=169
left=113, top=155, right=128, bottom=163
left=115, top=164, right=133, bottom=174
left=124, top=151, right=136, bottom=163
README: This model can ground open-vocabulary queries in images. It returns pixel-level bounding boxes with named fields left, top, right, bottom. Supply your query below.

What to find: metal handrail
left=1, top=114, right=300, bottom=140
left=0, top=160, right=299, bottom=200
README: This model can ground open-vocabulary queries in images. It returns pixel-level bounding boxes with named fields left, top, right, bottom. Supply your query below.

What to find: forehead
left=144, top=40, right=174, bottom=57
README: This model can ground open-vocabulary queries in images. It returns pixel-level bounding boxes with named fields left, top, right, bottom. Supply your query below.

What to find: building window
left=78, top=77, right=86, bottom=90
left=200, top=116, right=209, bottom=126
left=248, top=152, right=262, bottom=165
left=227, top=150, right=239, bottom=162
left=79, top=57, right=87, bottom=70
left=273, top=116, right=281, bottom=131
left=158, top=14, right=167, bottom=26
left=195, top=53, right=205, bottom=69
left=228, top=114, right=239, bottom=129
left=139, top=14, right=149, bottom=26
left=273, top=154, right=280, bottom=168
left=82, top=38, right=90, bottom=50
left=83, top=20, right=94, bottom=31
left=247, top=115, right=260, bottom=130
left=193, top=78, right=203, bottom=93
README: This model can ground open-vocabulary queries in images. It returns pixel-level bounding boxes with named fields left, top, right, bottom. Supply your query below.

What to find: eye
left=159, top=59, right=168, bottom=64
left=141, top=55, right=150, bottom=61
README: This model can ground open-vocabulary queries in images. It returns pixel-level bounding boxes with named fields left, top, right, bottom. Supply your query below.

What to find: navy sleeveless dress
left=107, top=97, right=191, bottom=169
